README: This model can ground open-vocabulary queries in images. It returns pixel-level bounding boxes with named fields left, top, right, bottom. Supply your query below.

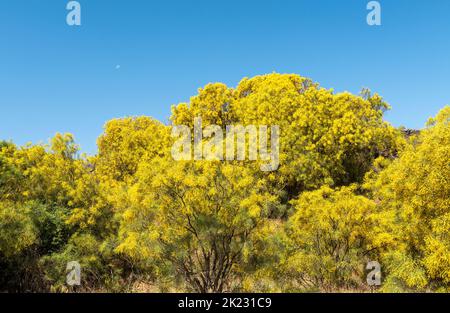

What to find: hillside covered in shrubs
left=0, top=73, right=449, bottom=292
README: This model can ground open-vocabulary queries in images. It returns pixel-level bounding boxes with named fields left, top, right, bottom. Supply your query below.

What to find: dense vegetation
left=0, top=73, right=449, bottom=292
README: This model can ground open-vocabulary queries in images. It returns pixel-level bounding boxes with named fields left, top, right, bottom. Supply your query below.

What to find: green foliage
left=0, top=201, right=37, bottom=257
left=41, top=233, right=126, bottom=292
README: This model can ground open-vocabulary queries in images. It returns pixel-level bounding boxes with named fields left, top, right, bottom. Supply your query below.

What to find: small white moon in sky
left=115, top=65, right=121, bottom=70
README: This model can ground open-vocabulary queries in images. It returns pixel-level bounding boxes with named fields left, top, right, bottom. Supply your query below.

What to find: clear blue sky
left=1, top=0, right=449, bottom=154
